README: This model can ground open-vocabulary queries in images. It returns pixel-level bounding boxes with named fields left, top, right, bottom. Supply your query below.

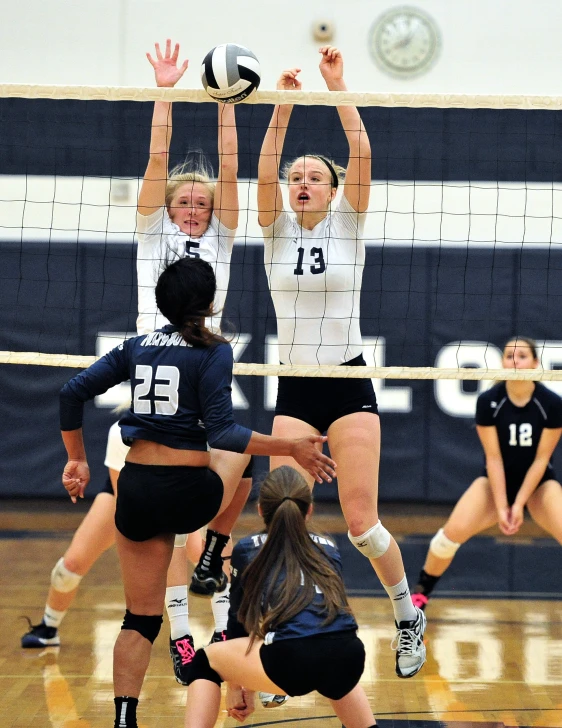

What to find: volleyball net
left=2, top=84, right=562, bottom=384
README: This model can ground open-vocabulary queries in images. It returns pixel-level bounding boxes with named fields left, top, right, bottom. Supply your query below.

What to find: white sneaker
left=259, top=692, right=288, bottom=708
left=391, top=606, right=427, bottom=678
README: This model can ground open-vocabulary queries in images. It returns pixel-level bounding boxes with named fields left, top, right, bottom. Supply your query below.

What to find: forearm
left=514, top=458, right=551, bottom=507
left=149, top=101, right=173, bottom=157
left=218, top=104, right=238, bottom=177
left=486, top=457, right=508, bottom=510
left=244, top=431, right=296, bottom=457
left=61, top=428, right=87, bottom=462
left=258, top=105, right=293, bottom=180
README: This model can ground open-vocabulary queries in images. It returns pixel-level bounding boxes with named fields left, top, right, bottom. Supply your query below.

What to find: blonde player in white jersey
left=258, top=46, right=426, bottom=679
left=133, top=39, right=257, bottom=686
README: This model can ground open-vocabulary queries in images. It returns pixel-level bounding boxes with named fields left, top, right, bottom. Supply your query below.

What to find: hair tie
left=280, top=496, right=293, bottom=504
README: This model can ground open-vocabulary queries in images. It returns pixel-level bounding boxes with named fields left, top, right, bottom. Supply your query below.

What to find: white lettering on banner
left=434, top=341, right=502, bottom=417
left=94, top=334, right=562, bottom=416
left=94, top=332, right=250, bottom=409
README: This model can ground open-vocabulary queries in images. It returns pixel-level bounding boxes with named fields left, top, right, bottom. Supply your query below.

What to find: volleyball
left=201, top=44, right=261, bottom=104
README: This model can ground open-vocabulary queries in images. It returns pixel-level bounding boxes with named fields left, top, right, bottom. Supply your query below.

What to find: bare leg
left=423, top=476, right=498, bottom=577
left=527, top=480, right=562, bottom=545
left=329, top=684, right=376, bottom=728
left=113, top=531, right=174, bottom=697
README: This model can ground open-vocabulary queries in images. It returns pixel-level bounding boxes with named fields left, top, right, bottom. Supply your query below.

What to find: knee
left=185, top=648, right=223, bottom=687
left=51, top=557, right=83, bottom=593
left=429, top=528, right=461, bottom=560
left=348, top=521, right=391, bottom=559
left=121, top=610, right=163, bottom=644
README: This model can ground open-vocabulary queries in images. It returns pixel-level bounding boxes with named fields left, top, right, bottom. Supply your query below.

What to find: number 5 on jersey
left=134, top=365, right=180, bottom=415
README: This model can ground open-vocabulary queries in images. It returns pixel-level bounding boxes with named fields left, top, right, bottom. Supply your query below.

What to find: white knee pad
left=50, top=557, right=83, bottom=593
left=429, top=528, right=460, bottom=559
left=174, top=534, right=188, bottom=548
left=348, top=521, right=391, bottom=559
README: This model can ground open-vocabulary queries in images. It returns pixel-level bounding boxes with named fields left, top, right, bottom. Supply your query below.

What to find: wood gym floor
left=1, top=500, right=561, bottom=728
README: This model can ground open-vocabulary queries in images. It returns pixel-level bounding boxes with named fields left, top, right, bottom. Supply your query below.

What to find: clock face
left=369, top=6, right=440, bottom=78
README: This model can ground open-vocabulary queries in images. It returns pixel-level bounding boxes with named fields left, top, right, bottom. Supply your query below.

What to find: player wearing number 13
left=258, top=47, right=426, bottom=679
left=412, top=337, right=562, bottom=611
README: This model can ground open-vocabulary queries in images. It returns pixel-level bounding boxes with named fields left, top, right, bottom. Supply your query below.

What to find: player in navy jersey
left=257, top=46, right=426, bottom=679
left=412, top=337, right=562, bottom=611
left=59, top=257, right=336, bottom=728
left=184, top=466, right=376, bottom=728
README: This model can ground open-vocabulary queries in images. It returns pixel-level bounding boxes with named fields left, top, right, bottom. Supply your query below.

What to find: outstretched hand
left=146, top=39, right=189, bottom=89
left=62, top=460, right=90, bottom=503
left=291, top=435, right=337, bottom=484
left=277, top=68, right=302, bottom=91
left=319, top=46, right=343, bottom=85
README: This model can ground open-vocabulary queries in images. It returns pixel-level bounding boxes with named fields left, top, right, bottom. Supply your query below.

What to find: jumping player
left=257, top=46, right=426, bottom=678
left=412, top=337, right=562, bottom=610
left=184, top=466, right=376, bottom=728
left=59, top=256, right=336, bottom=728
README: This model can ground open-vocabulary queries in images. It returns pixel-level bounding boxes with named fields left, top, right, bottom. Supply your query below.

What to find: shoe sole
left=189, top=573, right=227, bottom=598
left=21, top=637, right=60, bottom=648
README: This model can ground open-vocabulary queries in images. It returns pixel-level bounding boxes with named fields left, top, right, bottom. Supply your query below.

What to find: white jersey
left=262, top=195, right=366, bottom=366
left=136, top=207, right=235, bottom=335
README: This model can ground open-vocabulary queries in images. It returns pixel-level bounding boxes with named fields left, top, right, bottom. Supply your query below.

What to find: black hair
left=155, top=257, right=226, bottom=347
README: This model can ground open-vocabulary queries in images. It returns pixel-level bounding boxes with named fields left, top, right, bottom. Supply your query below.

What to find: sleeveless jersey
left=227, top=531, right=357, bottom=642
left=476, top=382, right=562, bottom=484
left=60, top=326, right=252, bottom=453
left=262, top=195, right=366, bottom=366
left=136, top=207, right=235, bottom=335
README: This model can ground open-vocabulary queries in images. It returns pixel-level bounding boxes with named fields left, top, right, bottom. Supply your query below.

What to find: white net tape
left=0, top=351, right=560, bottom=381
left=3, top=84, right=562, bottom=110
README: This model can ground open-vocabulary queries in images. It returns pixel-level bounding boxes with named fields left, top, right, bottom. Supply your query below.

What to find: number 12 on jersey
left=508, top=422, right=533, bottom=446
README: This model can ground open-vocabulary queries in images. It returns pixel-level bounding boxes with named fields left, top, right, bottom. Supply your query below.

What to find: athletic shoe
left=391, top=606, right=427, bottom=678
left=189, top=565, right=228, bottom=597
left=411, top=592, right=429, bottom=611
left=209, top=629, right=227, bottom=644
left=21, top=619, right=60, bottom=648
left=259, top=692, right=289, bottom=709
left=169, top=634, right=195, bottom=686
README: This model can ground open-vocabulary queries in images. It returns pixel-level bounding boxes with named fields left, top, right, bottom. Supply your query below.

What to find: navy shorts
left=242, top=456, right=254, bottom=480
left=259, top=630, right=365, bottom=700
left=482, top=465, right=557, bottom=506
left=115, top=462, right=223, bottom=542
left=275, top=355, right=378, bottom=434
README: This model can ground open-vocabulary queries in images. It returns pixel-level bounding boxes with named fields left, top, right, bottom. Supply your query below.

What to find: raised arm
left=213, top=103, right=238, bottom=230
left=137, top=40, right=189, bottom=217
left=319, top=47, right=371, bottom=213
left=257, top=69, right=300, bottom=228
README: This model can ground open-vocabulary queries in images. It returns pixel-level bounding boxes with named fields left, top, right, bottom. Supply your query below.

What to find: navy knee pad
left=185, top=648, right=223, bottom=687
left=121, top=610, right=163, bottom=644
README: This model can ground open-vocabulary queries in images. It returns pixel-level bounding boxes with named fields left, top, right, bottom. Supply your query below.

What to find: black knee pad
left=121, top=610, right=163, bottom=644
left=185, top=648, right=223, bottom=687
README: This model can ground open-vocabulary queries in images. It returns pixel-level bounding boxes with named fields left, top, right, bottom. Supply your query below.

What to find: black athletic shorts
left=275, top=355, right=378, bottom=434
left=242, top=456, right=254, bottom=480
left=115, top=462, right=223, bottom=542
left=259, top=630, right=365, bottom=700
left=482, top=465, right=557, bottom=506
left=100, top=476, right=115, bottom=495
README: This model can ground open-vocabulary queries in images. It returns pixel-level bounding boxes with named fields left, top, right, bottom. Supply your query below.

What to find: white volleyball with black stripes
left=201, top=44, right=261, bottom=104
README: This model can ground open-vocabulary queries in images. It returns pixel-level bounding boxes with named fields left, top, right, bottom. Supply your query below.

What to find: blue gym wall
left=1, top=99, right=562, bottom=500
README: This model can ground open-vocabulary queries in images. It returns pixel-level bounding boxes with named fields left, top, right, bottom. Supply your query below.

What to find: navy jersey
left=60, top=326, right=252, bottom=453
left=476, top=382, right=562, bottom=484
left=227, top=532, right=357, bottom=643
